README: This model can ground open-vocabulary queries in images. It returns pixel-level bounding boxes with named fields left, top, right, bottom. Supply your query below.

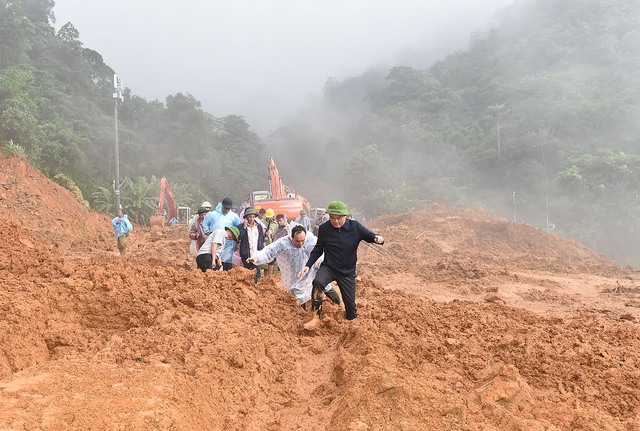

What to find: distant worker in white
left=294, top=209, right=311, bottom=232
left=246, top=224, right=340, bottom=307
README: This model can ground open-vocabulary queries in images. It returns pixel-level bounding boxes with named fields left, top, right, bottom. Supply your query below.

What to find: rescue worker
left=313, top=208, right=328, bottom=235
left=299, top=201, right=384, bottom=330
left=295, top=209, right=312, bottom=232
left=257, top=208, right=267, bottom=225
left=262, top=208, right=278, bottom=276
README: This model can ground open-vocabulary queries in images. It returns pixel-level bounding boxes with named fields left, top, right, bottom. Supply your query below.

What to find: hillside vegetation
left=1, top=0, right=640, bottom=263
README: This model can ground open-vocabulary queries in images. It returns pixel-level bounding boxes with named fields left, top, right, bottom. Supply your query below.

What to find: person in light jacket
left=247, top=224, right=339, bottom=308
left=111, top=209, right=133, bottom=256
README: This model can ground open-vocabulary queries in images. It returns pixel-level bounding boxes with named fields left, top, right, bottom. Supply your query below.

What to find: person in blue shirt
left=202, top=197, right=242, bottom=234
left=111, top=209, right=133, bottom=256
left=299, top=201, right=384, bottom=330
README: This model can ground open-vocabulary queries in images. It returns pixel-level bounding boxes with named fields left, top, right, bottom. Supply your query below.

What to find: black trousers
left=196, top=254, right=212, bottom=272
left=243, top=262, right=262, bottom=283
left=312, top=265, right=357, bottom=320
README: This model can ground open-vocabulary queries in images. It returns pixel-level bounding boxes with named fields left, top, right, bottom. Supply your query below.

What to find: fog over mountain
left=53, top=0, right=514, bottom=135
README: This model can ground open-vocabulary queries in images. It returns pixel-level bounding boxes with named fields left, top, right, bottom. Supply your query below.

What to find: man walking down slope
left=299, top=200, right=384, bottom=330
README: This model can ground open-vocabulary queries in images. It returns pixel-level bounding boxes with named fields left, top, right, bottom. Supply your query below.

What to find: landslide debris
left=1, top=154, right=639, bottom=430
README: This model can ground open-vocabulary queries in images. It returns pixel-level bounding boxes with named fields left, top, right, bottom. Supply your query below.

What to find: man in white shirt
left=246, top=224, right=339, bottom=308
left=196, top=226, right=239, bottom=272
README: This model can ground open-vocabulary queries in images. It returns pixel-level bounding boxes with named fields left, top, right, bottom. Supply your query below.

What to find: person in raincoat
left=202, top=197, right=242, bottom=234
left=246, top=224, right=340, bottom=308
left=111, top=208, right=133, bottom=256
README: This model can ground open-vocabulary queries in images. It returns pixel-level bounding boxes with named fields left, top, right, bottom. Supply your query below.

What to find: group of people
left=113, top=197, right=384, bottom=329
left=189, top=197, right=384, bottom=328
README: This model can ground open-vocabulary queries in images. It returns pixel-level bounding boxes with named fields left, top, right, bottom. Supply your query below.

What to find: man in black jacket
left=299, top=200, right=384, bottom=329
left=238, top=207, right=265, bottom=283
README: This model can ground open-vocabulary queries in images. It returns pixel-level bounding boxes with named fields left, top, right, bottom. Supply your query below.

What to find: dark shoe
left=325, top=287, right=341, bottom=305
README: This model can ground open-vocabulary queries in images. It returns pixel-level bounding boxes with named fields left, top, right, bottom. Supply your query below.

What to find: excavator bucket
left=150, top=215, right=165, bottom=228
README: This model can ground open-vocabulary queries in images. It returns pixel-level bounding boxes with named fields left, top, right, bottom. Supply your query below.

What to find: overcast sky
left=53, top=0, right=514, bottom=135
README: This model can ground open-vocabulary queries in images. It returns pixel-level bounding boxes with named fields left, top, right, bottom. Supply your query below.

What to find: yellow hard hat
left=265, top=208, right=275, bottom=218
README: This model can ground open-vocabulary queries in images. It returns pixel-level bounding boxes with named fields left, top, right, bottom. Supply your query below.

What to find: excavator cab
left=177, top=206, right=191, bottom=225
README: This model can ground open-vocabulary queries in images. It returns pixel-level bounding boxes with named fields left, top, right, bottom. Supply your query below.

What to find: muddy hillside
left=1, top=153, right=639, bottom=430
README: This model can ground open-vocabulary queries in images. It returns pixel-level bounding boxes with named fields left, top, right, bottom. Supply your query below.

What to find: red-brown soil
left=1, top=153, right=639, bottom=430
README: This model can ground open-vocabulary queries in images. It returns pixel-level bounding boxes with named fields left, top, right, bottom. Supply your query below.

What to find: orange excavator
left=249, top=156, right=310, bottom=220
left=150, top=177, right=178, bottom=228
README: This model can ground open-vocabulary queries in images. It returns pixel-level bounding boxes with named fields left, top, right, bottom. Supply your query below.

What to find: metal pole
left=113, top=74, right=123, bottom=210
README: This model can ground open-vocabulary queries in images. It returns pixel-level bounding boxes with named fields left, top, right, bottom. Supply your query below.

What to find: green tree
left=557, top=150, right=640, bottom=264
left=120, top=176, right=160, bottom=226
left=91, top=183, right=115, bottom=215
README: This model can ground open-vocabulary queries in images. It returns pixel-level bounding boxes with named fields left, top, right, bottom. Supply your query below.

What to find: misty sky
left=53, top=0, right=514, bottom=135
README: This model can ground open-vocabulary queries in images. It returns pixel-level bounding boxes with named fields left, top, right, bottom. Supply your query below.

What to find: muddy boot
left=304, top=314, right=321, bottom=330
left=324, top=286, right=341, bottom=305
left=304, top=286, right=324, bottom=330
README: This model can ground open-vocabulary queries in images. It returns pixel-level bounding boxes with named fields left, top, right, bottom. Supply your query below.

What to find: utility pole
left=113, top=74, right=124, bottom=210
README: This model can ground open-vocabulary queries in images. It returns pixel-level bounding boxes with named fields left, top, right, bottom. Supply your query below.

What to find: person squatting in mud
left=196, top=226, right=239, bottom=272
left=246, top=223, right=340, bottom=308
left=298, top=200, right=384, bottom=330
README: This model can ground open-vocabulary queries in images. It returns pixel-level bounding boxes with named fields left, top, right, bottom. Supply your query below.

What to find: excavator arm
left=267, top=156, right=284, bottom=200
left=251, top=157, right=311, bottom=220
left=151, top=177, right=178, bottom=227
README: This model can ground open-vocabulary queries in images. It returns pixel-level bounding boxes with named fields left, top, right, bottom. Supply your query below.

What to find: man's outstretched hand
left=297, top=266, right=310, bottom=279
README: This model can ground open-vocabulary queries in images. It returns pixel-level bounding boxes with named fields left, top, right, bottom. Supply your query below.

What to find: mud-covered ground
left=1, top=154, right=639, bottom=430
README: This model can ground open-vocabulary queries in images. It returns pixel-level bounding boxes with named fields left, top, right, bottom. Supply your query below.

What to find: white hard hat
left=201, top=201, right=212, bottom=209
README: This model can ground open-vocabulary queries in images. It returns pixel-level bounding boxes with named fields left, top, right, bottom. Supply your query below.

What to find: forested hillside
left=1, top=0, right=640, bottom=265
left=0, top=0, right=266, bottom=218
left=268, top=0, right=640, bottom=265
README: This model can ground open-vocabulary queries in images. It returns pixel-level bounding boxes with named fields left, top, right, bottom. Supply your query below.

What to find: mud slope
left=1, top=155, right=639, bottom=430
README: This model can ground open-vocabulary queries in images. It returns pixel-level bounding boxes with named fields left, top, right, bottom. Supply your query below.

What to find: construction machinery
left=249, top=157, right=310, bottom=220
left=150, top=177, right=178, bottom=228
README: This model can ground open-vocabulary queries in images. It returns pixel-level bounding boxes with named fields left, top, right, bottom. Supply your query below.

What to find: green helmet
left=326, top=200, right=349, bottom=216
left=225, top=226, right=240, bottom=240
left=243, top=207, right=258, bottom=218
